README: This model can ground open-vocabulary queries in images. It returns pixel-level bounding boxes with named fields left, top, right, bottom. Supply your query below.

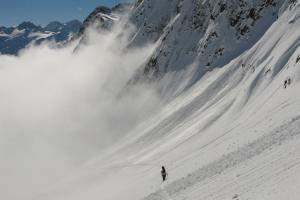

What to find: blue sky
left=0, top=0, right=127, bottom=27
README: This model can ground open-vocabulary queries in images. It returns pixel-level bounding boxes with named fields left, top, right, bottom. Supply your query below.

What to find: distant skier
left=161, top=166, right=168, bottom=182
left=284, top=78, right=291, bottom=88
left=287, top=77, right=291, bottom=85
left=284, top=79, right=288, bottom=88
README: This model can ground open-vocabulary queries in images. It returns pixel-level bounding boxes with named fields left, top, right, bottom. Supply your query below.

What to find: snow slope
left=1, top=0, right=300, bottom=200
left=27, top=1, right=300, bottom=200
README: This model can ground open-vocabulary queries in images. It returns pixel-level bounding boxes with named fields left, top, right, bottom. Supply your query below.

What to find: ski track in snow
left=179, top=133, right=300, bottom=200
left=144, top=116, right=300, bottom=200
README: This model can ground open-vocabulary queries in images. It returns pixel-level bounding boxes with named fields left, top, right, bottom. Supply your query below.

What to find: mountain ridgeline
left=78, top=4, right=131, bottom=36
left=129, top=0, right=291, bottom=78
left=76, top=0, right=298, bottom=82
left=0, top=20, right=82, bottom=55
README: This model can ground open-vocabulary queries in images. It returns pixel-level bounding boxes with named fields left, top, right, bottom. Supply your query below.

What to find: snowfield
left=1, top=0, right=300, bottom=200
left=33, top=1, right=300, bottom=200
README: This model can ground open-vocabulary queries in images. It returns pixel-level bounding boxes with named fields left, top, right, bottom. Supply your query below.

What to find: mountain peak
left=94, top=6, right=112, bottom=15
left=17, top=21, right=41, bottom=31
left=44, top=21, right=64, bottom=32
left=0, top=20, right=82, bottom=55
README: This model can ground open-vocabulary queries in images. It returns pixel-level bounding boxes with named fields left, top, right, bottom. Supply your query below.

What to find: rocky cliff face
left=129, top=0, right=286, bottom=79
left=78, top=4, right=131, bottom=36
left=68, top=0, right=298, bottom=81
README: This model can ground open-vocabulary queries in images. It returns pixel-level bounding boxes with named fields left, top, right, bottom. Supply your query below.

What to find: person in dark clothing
left=284, top=79, right=288, bottom=88
left=284, top=78, right=292, bottom=88
left=287, top=77, right=291, bottom=85
left=161, top=166, right=168, bottom=182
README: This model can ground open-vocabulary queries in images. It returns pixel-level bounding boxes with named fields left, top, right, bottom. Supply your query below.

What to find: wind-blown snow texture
left=2, top=0, right=300, bottom=200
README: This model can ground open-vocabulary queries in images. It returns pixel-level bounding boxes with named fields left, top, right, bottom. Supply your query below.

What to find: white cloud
left=0, top=23, right=159, bottom=200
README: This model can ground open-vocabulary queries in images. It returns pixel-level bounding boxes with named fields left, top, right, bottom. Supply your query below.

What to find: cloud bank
left=0, top=23, right=159, bottom=200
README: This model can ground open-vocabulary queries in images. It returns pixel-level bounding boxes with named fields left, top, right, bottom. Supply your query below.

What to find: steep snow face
left=0, top=20, right=81, bottom=55
left=23, top=1, right=300, bottom=200
left=1, top=1, right=300, bottom=200
left=130, top=0, right=284, bottom=78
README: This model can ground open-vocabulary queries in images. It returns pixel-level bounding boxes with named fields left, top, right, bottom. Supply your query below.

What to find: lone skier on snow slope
left=161, top=166, right=168, bottom=182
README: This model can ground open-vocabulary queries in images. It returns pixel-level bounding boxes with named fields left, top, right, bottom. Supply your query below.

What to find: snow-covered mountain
left=72, top=3, right=131, bottom=52
left=1, top=1, right=300, bottom=200
left=78, top=4, right=131, bottom=36
left=0, top=20, right=81, bottom=55
left=130, top=0, right=288, bottom=79
left=48, top=0, right=300, bottom=200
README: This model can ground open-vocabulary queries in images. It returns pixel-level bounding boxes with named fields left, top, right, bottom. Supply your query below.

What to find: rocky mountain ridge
left=129, top=0, right=289, bottom=78
left=78, top=1, right=296, bottom=80
left=78, top=3, right=131, bottom=36
left=0, top=20, right=81, bottom=55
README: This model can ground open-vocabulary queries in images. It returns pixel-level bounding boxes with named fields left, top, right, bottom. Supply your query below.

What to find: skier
left=284, top=79, right=288, bottom=88
left=287, top=77, right=291, bottom=85
left=284, top=78, right=291, bottom=88
left=161, top=166, right=168, bottom=182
